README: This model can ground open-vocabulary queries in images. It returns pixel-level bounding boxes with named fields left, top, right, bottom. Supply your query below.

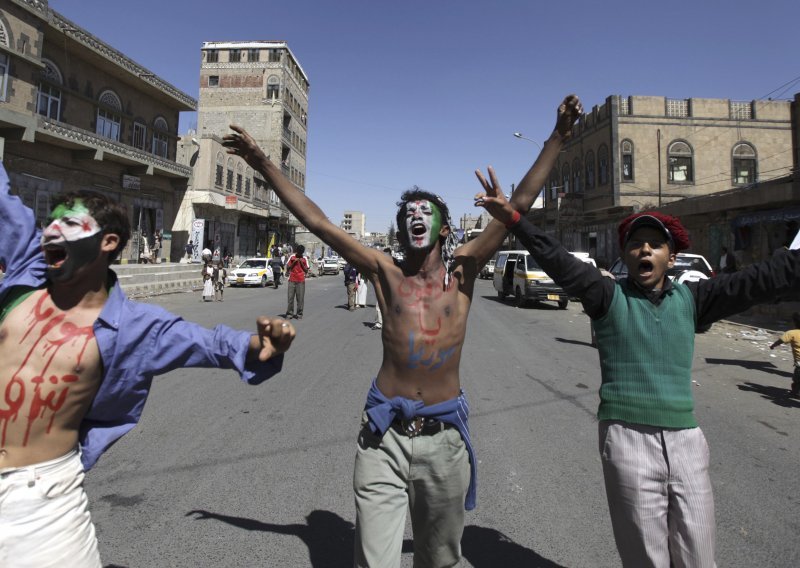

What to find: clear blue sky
left=51, top=0, right=798, bottom=233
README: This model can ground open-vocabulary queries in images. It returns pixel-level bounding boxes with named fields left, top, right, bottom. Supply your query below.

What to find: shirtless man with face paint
left=0, top=166, right=295, bottom=568
left=224, top=94, right=582, bottom=568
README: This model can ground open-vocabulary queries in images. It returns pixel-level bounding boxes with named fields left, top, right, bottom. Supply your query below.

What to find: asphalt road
left=86, top=276, right=800, bottom=568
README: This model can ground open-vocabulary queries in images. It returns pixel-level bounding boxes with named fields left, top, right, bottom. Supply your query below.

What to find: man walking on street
left=285, top=245, right=308, bottom=319
left=344, top=262, right=358, bottom=311
left=222, top=94, right=582, bottom=568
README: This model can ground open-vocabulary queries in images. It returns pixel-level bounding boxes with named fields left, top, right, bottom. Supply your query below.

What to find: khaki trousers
left=599, top=421, right=716, bottom=568
left=353, top=417, right=470, bottom=568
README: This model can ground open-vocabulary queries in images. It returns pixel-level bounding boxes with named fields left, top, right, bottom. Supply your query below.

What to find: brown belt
left=390, top=417, right=452, bottom=438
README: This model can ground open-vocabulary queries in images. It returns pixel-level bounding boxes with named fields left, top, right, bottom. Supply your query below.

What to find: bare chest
left=0, top=290, right=102, bottom=446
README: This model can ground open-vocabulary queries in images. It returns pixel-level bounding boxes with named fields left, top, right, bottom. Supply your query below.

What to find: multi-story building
left=529, top=94, right=794, bottom=266
left=341, top=210, right=365, bottom=239
left=0, top=0, right=196, bottom=263
left=175, top=40, right=309, bottom=260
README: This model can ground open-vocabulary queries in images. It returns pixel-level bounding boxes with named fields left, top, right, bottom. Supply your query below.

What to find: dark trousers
left=287, top=280, right=305, bottom=317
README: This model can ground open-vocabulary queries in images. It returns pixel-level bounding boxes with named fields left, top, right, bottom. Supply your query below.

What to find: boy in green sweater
left=769, top=312, right=800, bottom=397
left=473, top=166, right=800, bottom=568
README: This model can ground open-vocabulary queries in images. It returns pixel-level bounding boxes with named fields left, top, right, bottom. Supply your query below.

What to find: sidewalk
left=721, top=300, right=800, bottom=333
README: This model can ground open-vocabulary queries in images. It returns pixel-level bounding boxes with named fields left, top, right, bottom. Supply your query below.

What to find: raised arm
left=457, top=95, right=583, bottom=266
left=223, top=126, right=382, bottom=275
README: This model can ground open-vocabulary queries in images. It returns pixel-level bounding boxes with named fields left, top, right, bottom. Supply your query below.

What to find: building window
left=584, top=151, right=595, bottom=189
left=619, top=96, right=630, bottom=116
left=666, top=98, right=689, bottom=118
left=598, top=145, right=609, bottom=185
left=245, top=168, right=252, bottom=197
left=226, top=158, right=234, bottom=190
left=572, top=159, right=582, bottom=193
left=208, top=75, right=219, bottom=87
left=215, top=153, right=224, bottom=186
left=152, top=117, right=169, bottom=158
left=732, top=142, right=757, bottom=185
left=206, top=50, right=218, bottom=63
left=133, top=122, right=146, bottom=150
left=247, top=49, right=260, bottom=62
left=730, top=101, right=753, bottom=120
left=561, top=164, right=570, bottom=194
left=96, top=91, right=122, bottom=141
left=229, top=49, right=241, bottom=62
left=549, top=170, right=558, bottom=202
left=266, top=75, right=280, bottom=100
left=667, top=141, right=694, bottom=183
left=268, top=49, right=281, bottom=62
left=0, top=52, right=7, bottom=101
left=621, top=139, right=634, bottom=182
left=37, top=83, right=62, bottom=120
left=236, top=163, right=244, bottom=194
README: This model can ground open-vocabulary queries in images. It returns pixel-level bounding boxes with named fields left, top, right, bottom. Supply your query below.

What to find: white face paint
left=41, top=201, right=102, bottom=246
left=404, top=200, right=442, bottom=250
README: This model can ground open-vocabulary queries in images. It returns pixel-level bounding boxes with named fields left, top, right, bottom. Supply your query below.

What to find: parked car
left=608, top=253, right=714, bottom=284
left=493, top=250, right=569, bottom=309
left=479, top=259, right=496, bottom=279
left=229, top=258, right=274, bottom=287
left=319, top=257, right=340, bottom=275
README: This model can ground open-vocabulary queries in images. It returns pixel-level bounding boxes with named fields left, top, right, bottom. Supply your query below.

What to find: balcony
left=36, top=117, right=192, bottom=178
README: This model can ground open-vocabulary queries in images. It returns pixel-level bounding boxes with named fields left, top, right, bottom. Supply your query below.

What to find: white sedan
left=229, top=258, right=274, bottom=287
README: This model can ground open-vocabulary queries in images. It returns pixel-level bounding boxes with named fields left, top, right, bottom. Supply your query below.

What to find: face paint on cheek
left=428, top=205, right=442, bottom=246
left=46, top=232, right=104, bottom=282
left=43, top=201, right=101, bottom=244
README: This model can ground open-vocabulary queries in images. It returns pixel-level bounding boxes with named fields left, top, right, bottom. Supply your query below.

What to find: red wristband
left=505, top=210, right=521, bottom=228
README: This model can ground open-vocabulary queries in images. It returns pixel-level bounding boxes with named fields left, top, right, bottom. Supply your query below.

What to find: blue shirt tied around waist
left=363, top=379, right=477, bottom=510
left=0, top=162, right=284, bottom=471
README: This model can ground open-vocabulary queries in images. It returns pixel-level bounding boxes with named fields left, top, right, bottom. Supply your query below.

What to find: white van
left=492, top=250, right=569, bottom=309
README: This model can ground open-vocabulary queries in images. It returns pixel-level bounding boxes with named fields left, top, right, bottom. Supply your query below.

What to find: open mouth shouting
left=43, top=244, right=68, bottom=270
left=637, top=259, right=655, bottom=279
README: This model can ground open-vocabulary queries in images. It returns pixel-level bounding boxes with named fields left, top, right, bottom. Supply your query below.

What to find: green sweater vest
left=593, top=280, right=698, bottom=428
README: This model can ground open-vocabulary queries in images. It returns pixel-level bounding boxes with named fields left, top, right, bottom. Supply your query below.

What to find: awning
left=732, top=206, right=800, bottom=228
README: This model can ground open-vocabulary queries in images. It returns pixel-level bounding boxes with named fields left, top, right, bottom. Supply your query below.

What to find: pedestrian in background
left=185, top=240, right=194, bottom=261
left=356, top=269, right=368, bottom=308
left=372, top=247, right=392, bottom=329
left=201, top=260, right=214, bottom=302
left=770, top=312, right=800, bottom=398
left=285, top=245, right=309, bottom=319
left=720, top=246, right=737, bottom=273
left=269, top=253, right=284, bottom=288
left=214, top=260, right=227, bottom=302
left=343, top=262, right=358, bottom=311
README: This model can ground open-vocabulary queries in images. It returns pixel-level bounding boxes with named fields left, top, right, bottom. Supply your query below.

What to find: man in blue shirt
left=0, top=162, right=295, bottom=567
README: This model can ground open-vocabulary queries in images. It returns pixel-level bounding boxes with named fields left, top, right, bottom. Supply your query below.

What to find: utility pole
left=657, top=129, right=662, bottom=207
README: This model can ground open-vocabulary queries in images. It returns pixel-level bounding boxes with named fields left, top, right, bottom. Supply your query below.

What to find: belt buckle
left=401, top=417, right=424, bottom=438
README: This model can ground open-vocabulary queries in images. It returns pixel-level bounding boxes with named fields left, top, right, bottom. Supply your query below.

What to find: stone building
left=175, top=40, right=309, bottom=261
left=0, top=0, right=195, bottom=263
left=341, top=210, right=365, bottom=239
left=528, top=94, right=794, bottom=267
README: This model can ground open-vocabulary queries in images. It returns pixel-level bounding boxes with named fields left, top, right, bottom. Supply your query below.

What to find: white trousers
left=599, top=421, right=716, bottom=568
left=0, top=449, right=101, bottom=568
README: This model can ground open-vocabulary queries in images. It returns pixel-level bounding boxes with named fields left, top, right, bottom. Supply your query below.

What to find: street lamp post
left=513, top=132, right=542, bottom=151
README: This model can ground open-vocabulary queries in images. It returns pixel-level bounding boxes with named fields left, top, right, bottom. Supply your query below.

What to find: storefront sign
left=225, top=195, right=238, bottom=209
left=122, top=175, right=141, bottom=190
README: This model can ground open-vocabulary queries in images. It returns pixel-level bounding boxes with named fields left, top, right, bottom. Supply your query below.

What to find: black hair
left=295, top=244, right=305, bottom=256
left=394, top=186, right=451, bottom=251
left=50, top=190, right=130, bottom=262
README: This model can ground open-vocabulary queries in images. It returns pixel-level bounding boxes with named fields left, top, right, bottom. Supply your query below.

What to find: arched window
left=598, top=145, right=609, bottom=186
left=235, top=162, right=244, bottom=194
left=621, top=139, right=634, bottom=181
left=549, top=169, right=559, bottom=203
left=215, top=152, right=224, bottom=186
left=225, top=157, right=234, bottom=191
left=266, top=75, right=280, bottom=100
left=37, top=59, right=63, bottom=120
left=96, top=90, right=122, bottom=141
left=667, top=140, right=693, bottom=183
left=732, top=142, right=757, bottom=185
left=152, top=117, right=169, bottom=158
left=584, top=151, right=595, bottom=189
left=561, top=163, right=570, bottom=195
left=572, top=158, right=582, bottom=193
